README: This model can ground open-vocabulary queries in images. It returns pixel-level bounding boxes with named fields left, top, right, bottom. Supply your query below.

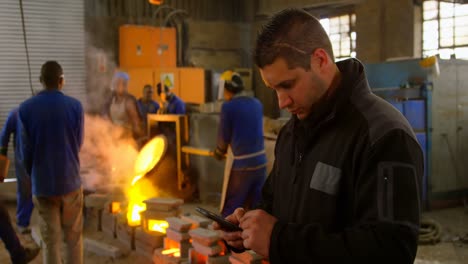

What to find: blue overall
left=137, top=98, right=160, bottom=129
left=18, top=90, right=83, bottom=197
left=0, top=108, right=33, bottom=228
left=166, top=94, right=186, bottom=114
left=216, top=95, right=267, bottom=217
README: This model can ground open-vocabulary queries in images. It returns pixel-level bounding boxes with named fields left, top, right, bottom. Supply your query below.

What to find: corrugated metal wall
left=0, top=1, right=30, bottom=124
left=85, top=0, right=249, bottom=22
left=0, top=0, right=86, bottom=178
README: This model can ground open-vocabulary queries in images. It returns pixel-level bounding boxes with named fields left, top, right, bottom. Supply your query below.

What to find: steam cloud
left=80, top=44, right=139, bottom=191
left=84, top=45, right=116, bottom=115
left=80, top=114, right=138, bottom=191
left=80, top=44, right=167, bottom=206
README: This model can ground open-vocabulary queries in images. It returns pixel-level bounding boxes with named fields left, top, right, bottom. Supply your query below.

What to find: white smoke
left=80, top=43, right=138, bottom=191
left=80, top=114, right=138, bottom=191
left=84, top=45, right=117, bottom=115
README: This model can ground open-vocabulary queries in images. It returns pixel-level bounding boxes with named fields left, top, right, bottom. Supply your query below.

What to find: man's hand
left=213, top=208, right=245, bottom=250
left=239, top=209, right=278, bottom=258
left=212, top=148, right=226, bottom=161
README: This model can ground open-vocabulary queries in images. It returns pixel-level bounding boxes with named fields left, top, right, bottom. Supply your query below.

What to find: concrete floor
left=0, top=201, right=219, bottom=264
left=0, top=202, right=467, bottom=263
left=415, top=207, right=468, bottom=264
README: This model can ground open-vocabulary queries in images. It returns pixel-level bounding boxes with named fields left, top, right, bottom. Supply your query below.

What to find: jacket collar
left=38, top=89, right=63, bottom=95
left=290, top=58, right=370, bottom=133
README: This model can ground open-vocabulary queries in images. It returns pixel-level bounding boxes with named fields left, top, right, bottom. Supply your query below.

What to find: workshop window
left=320, top=13, right=356, bottom=59
left=423, top=0, right=468, bottom=59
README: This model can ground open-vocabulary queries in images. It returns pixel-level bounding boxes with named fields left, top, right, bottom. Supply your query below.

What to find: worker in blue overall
left=213, top=71, right=267, bottom=217
left=0, top=107, right=34, bottom=234
left=157, top=82, right=186, bottom=115
left=137, top=84, right=160, bottom=131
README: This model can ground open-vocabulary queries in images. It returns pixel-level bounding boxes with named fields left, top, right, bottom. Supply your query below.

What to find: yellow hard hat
left=220, top=70, right=234, bottom=81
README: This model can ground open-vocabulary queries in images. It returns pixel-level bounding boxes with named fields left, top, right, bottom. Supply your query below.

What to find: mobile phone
left=195, top=207, right=242, bottom=232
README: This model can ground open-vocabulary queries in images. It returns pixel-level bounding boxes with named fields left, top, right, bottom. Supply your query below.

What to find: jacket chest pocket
left=309, top=161, right=342, bottom=195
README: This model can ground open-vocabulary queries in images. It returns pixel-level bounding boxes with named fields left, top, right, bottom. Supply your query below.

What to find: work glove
left=0, top=147, right=7, bottom=156
left=213, top=148, right=225, bottom=161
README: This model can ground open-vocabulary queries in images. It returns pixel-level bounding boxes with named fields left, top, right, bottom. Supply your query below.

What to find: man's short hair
left=40, top=61, right=63, bottom=88
left=224, top=72, right=244, bottom=94
left=254, top=8, right=334, bottom=70
left=143, top=84, right=153, bottom=92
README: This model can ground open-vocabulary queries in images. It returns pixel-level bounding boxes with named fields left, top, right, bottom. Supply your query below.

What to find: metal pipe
left=152, top=5, right=176, bottom=26
left=152, top=5, right=175, bottom=69
left=152, top=4, right=175, bottom=17
left=163, top=10, right=189, bottom=27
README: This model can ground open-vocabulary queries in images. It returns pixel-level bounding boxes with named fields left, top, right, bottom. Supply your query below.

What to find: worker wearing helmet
left=214, top=71, right=267, bottom=217
left=107, top=71, right=143, bottom=139
left=156, top=82, right=186, bottom=115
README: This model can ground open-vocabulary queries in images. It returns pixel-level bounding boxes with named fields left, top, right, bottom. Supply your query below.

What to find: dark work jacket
left=260, top=58, right=423, bottom=264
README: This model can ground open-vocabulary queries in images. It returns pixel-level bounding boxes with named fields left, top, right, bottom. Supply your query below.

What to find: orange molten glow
left=126, top=136, right=167, bottom=226
left=131, top=174, right=144, bottom=186
left=127, top=203, right=146, bottom=227
left=133, top=136, right=166, bottom=176
left=149, top=0, right=164, bottom=5
left=162, top=248, right=180, bottom=256
left=110, top=202, right=121, bottom=214
left=148, top=219, right=169, bottom=233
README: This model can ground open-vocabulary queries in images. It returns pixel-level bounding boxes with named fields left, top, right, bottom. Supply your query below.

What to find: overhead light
left=149, top=0, right=164, bottom=5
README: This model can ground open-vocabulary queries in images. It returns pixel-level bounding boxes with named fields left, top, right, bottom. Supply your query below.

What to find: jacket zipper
left=293, top=151, right=303, bottom=184
left=383, top=174, right=388, bottom=217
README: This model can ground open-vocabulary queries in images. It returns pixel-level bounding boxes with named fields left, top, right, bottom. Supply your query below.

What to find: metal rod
left=4, top=178, right=17, bottom=183
left=163, top=10, right=188, bottom=26
left=181, top=146, right=213, bottom=157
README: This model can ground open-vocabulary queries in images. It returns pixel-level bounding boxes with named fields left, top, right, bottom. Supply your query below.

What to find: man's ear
left=310, top=48, right=330, bottom=72
left=59, top=75, right=65, bottom=86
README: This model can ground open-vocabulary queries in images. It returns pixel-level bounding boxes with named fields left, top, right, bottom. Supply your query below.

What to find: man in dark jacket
left=216, top=8, right=423, bottom=264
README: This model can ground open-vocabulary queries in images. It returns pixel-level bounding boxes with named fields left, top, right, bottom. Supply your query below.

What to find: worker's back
left=18, top=89, right=83, bottom=196
left=220, top=95, right=266, bottom=169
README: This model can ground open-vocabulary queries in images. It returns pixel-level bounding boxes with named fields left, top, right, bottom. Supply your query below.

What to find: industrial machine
left=365, top=57, right=468, bottom=209
left=116, top=9, right=223, bottom=202
left=119, top=25, right=209, bottom=105
left=116, top=8, right=253, bottom=204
